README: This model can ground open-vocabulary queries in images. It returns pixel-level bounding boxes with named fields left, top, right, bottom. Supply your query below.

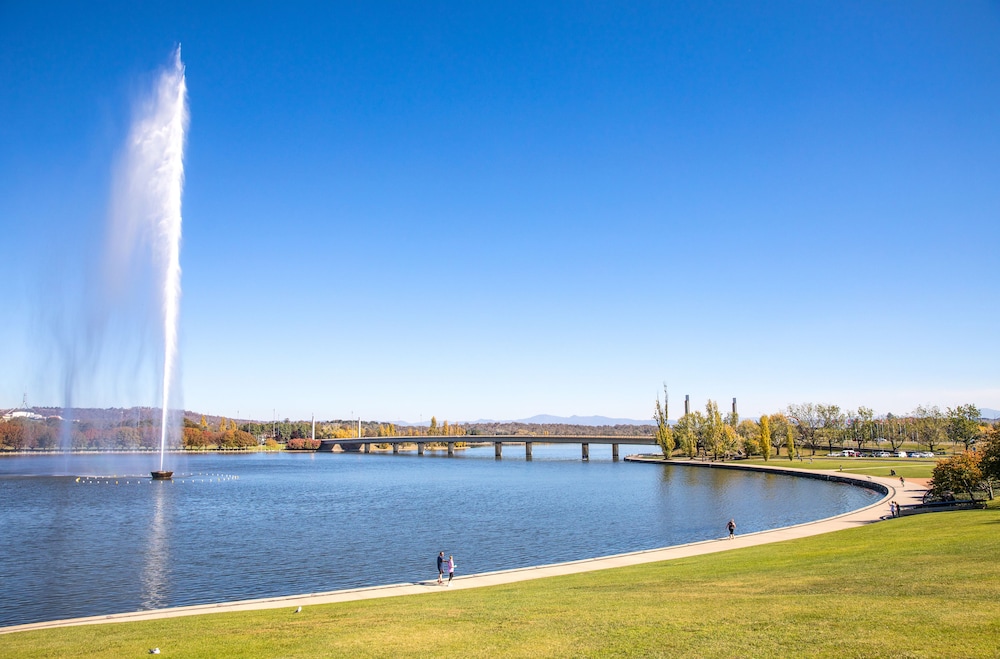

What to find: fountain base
left=151, top=471, right=174, bottom=480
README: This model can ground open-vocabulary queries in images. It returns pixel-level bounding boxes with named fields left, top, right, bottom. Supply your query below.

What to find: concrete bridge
left=318, top=435, right=657, bottom=460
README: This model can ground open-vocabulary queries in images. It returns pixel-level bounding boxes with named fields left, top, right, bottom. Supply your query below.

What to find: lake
left=0, top=445, right=878, bottom=627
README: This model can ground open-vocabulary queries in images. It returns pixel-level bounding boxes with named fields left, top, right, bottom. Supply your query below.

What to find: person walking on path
left=727, top=519, right=736, bottom=539
left=447, top=555, right=456, bottom=586
left=437, top=551, right=445, bottom=585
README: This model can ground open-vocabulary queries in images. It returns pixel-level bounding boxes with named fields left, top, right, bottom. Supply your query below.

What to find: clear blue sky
left=2, top=2, right=998, bottom=423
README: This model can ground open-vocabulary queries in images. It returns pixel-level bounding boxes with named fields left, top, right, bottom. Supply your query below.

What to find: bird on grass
left=294, top=606, right=302, bottom=613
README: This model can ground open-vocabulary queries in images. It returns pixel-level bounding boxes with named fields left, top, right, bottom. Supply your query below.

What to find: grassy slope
left=739, top=456, right=938, bottom=480
left=2, top=508, right=998, bottom=658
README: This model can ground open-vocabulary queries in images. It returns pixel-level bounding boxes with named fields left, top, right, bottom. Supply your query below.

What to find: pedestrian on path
left=437, top=551, right=445, bottom=585
left=727, top=519, right=736, bottom=539
left=447, top=555, right=456, bottom=585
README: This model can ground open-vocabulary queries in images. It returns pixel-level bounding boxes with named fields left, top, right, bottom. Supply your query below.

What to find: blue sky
left=1, top=2, right=998, bottom=423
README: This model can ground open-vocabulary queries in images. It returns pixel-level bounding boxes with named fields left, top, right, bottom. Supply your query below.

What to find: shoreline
left=0, top=459, right=921, bottom=635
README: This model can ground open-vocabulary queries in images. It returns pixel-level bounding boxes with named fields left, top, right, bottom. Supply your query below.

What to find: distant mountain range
left=401, top=409, right=1000, bottom=427
left=514, top=414, right=656, bottom=426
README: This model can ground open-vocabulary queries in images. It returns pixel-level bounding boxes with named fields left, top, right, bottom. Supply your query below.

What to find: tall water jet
left=110, top=46, right=188, bottom=476
left=156, top=47, right=187, bottom=475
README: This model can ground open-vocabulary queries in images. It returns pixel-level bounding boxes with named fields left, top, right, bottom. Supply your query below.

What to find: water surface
left=0, top=446, right=878, bottom=627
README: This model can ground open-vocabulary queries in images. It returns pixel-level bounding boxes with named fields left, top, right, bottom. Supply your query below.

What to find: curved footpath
left=1, top=459, right=924, bottom=635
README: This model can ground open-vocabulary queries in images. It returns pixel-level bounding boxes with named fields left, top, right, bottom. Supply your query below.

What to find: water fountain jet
left=113, top=46, right=188, bottom=478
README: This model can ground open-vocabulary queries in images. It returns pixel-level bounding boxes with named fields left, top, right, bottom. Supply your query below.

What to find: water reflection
left=140, top=481, right=170, bottom=610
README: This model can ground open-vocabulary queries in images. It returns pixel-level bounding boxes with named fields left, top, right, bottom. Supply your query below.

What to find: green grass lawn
left=738, top=455, right=939, bottom=480
left=3, top=507, right=998, bottom=658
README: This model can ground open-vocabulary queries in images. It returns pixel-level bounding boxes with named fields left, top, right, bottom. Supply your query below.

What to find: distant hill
left=397, top=414, right=656, bottom=427
left=516, top=414, right=656, bottom=426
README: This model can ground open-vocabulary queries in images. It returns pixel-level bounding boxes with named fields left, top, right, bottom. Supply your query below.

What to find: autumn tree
left=703, top=400, right=724, bottom=460
left=721, top=424, right=740, bottom=459
left=767, top=413, right=791, bottom=457
left=219, top=429, right=257, bottom=448
left=674, top=411, right=702, bottom=458
left=930, top=451, right=985, bottom=501
left=786, top=425, right=796, bottom=460
left=758, top=415, right=772, bottom=461
left=978, top=423, right=1000, bottom=499
left=653, top=387, right=674, bottom=458
left=736, top=419, right=760, bottom=457
left=183, top=426, right=211, bottom=448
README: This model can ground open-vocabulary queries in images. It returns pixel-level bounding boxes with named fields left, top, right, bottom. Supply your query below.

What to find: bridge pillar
left=448, top=442, right=455, bottom=457
left=392, top=443, right=399, bottom=454
left=495, top=442, right=502, bottom=459
left=525, top=442, right=532, bottom=460
left=582, top=443, right=589, bottom=461
left=364, top=442, right=370, bottom=454
left=417, top=442, right=424, bottom=455
left=612, top=443, right=619, bottom=461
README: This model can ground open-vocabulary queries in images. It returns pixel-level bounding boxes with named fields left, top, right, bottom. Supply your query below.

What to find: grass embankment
left=4, top=507, right=999, bottom=658
left=739, top=455, right=938, bottom=480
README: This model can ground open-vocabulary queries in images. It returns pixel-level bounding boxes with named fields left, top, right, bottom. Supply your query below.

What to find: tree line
left=928, top=423, right=1000, bottom=502
left=652, top=388, right=992, bottom=462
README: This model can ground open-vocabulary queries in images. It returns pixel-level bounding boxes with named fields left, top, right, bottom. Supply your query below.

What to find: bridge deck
left=325, top=435, right=656, bottom=445
left=318, top=435, right=657, bottom=460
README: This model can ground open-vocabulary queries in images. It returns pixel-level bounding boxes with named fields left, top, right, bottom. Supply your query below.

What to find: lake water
left=0, top=446, right=879, bottom=627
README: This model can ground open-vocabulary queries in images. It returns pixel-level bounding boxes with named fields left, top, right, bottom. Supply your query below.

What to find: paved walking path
left=1, top=462, right=923, bottom=635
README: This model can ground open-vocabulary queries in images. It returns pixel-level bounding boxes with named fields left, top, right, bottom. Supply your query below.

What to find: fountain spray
left=156, top=47, right=187, bottom=473
left=121, top=46, right=187, bottom=475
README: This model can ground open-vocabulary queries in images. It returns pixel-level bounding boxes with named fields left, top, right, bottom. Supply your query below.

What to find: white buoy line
left=74, top=473, right=239, bottom=485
